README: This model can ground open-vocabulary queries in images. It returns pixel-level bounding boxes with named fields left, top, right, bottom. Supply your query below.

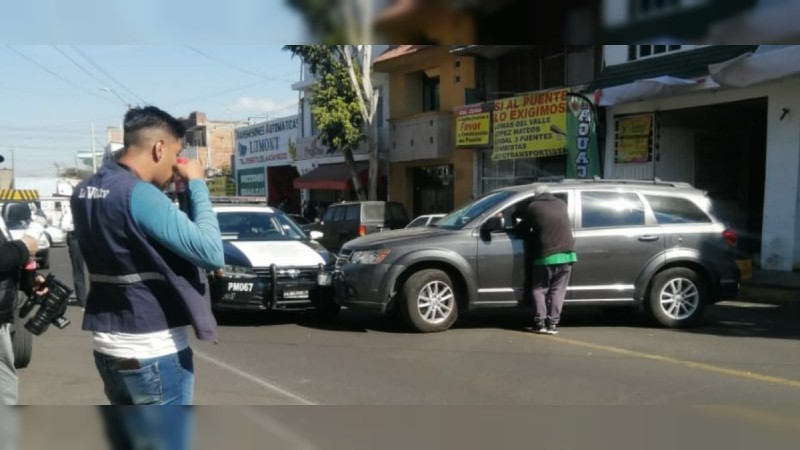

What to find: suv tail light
left=723, top=229, right=738, bottom=248
left=358, top=224, right=367, bottom=236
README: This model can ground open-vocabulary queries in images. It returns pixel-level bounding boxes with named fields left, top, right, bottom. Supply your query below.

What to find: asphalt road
left=12, top=247, right=800, bottom=448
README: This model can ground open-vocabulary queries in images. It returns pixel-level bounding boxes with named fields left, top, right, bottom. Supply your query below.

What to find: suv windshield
left=436, top=191, right=516, bottom=229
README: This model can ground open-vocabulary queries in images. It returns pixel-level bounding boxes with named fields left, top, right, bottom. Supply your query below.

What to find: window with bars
left=627, top=45, right=683, bottom=61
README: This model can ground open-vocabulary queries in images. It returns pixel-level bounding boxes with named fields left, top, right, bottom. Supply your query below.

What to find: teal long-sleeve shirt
left=130, top=179, right=224, bottom=270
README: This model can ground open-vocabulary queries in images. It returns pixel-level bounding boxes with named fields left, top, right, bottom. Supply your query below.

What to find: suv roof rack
left=531, top=176, right=693, bottom=188
left=586, top=176, right=694, bottom=188
left=210, top=196, right=266, bottom=204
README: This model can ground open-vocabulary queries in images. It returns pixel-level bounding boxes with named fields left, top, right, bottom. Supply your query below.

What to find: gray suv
left=333, top=179, right=741, bottom=332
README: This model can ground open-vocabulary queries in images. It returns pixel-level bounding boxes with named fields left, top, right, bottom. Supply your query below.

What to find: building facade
left=291, top=50, right=391, bottom=216
left=449, top=45, right=601, bottom=197
left=595, top=45, right=800, bottom=272
left=374, top=45, right=476, bottom=217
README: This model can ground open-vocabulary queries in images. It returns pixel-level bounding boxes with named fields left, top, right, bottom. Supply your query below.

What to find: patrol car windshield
left=435, top=190, right=516, bottom=230
left=217, top=212, right=306, bottom=241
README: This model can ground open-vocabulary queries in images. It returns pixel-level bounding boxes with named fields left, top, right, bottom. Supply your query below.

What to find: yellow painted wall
left=382, top=47, right=477, bottom=214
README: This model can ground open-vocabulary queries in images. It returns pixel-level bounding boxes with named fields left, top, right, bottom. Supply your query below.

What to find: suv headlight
left=350, top=249, right=391, bottom=265
left=216, top=264, right=256, bottom=279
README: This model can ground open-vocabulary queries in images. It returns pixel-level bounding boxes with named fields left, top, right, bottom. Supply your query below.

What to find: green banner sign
left=236, top=167, right=266, bottom=197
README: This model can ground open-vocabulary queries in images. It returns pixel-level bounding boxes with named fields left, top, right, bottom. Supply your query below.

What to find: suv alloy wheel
left=648, top=267, right=708, bottom=328
left=400, top=269, right=458, bottom=332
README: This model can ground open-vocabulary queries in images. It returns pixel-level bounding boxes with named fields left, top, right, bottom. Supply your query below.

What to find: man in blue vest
left=71, top=106, right=224, bottom=407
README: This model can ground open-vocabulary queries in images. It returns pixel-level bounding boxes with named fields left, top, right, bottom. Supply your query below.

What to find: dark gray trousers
left=532, top=263, right=573, bottom=326
left=67, top=233, right=87, bottom=306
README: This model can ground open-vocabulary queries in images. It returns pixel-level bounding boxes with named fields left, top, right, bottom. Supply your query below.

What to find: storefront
left=597, top=46, right=800, bottom=271
left=233, top=115, right=300, bottom=211
left=291, top=136, right=378, bottom=218
left=454, top=89, right=602, bottom=196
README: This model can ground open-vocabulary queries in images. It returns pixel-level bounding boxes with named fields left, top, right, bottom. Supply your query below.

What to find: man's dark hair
left=123, top=106, right=186, bottom=148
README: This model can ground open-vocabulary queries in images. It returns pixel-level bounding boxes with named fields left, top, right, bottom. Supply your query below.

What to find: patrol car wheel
left=311, top=288, right=341, bottom=319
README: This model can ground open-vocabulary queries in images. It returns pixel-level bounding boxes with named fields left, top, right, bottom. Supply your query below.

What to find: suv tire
left=399, top=269, right=458, bottom=333
left=648, top=268, right=708, bottom=328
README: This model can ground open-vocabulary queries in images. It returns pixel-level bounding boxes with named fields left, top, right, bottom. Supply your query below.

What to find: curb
left=734, top=283, right=800, bottom=307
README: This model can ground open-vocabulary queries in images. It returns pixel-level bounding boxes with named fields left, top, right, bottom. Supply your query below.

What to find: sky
left=0, top=1, right=311, bottom=178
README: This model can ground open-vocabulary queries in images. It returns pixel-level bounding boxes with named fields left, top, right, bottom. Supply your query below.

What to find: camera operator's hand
left=32, top=274, right=48, bottom=297
left=20, top=235, right=38, bottom=255
left=173, top=158, right=204, bottom=181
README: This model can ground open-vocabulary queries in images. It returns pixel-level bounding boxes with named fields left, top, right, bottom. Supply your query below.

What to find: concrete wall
left=603, top=77, right=800, bottom=271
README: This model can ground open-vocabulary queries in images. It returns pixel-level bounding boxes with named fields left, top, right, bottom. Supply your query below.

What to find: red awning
left=293, top=162, right=372, bottom=191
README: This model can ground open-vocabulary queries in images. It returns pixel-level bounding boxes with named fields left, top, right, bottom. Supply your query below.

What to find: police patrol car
left=208, top=203, right=340, bottom=317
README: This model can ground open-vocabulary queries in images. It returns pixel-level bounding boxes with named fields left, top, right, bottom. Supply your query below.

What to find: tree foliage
left=285, top=45, right=369, bottom=198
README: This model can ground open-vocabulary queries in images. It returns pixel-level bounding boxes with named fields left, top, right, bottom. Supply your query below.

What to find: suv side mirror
left=481, top=216, right=504, bottom=235
left=309, top=230, right=324, bottom=241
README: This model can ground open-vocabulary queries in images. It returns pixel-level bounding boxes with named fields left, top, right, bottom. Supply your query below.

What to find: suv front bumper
left=333, top=263, right=404, bottom=313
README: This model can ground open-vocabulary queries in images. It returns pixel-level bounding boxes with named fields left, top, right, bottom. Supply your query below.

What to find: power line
left=70, top=45, right=148, bottom=105
left=5, top=45, right=120, bottom=105
left=51, top=45, right=135, bottom=107
left=184, top=46, right=298, bottom=82
left=3, top=77, right=299, bottom=132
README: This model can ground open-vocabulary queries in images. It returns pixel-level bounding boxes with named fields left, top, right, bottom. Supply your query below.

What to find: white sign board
left=234, top=115, right=299, bottom=171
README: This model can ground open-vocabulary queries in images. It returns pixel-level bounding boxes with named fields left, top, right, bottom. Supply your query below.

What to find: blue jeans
left=94, top=347, right=195, bottom=405
left=94, top=348, right=195, bottom=449
left=98, top=406, right=195, bottom=450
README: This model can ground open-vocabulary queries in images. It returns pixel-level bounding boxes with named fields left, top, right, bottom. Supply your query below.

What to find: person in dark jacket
left=524, top=184, right=577, bottom=335
left=71, top=106, right=224, bottom=408
left=0, top=212, right=47, bottom=405
left=71, top=107, right=224, bottom=449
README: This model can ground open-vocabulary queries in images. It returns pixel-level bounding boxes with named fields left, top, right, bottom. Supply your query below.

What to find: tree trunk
left=342, top=148, right=365, bottom=201
left=367, top=131, right=379, bottom=200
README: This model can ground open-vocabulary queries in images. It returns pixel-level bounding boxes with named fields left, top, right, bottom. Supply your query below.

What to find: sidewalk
left=737, top=270, right=800, bottom=306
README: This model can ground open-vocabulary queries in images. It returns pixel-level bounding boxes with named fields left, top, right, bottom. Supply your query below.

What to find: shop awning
left=709, top=45, right=800, bottom=88
left=595, top=75, right=699, bottom=107
left=293, top=162, right=371, bottom=191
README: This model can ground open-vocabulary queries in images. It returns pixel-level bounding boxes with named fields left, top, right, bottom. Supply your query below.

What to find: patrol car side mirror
left=309, top=230, right=324, bottom=241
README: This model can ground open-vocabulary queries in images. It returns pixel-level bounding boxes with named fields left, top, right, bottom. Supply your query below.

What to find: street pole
left=91, top=122, right=98, bottom=173
left=10, top=148, right=15, bottom=189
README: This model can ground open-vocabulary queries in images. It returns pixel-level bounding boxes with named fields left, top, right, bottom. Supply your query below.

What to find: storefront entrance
left=611, top=98, right=768, bottom=261
left=411, top=164, right=454, bottom=216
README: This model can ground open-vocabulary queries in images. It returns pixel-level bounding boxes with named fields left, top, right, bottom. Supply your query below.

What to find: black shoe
left=545, top=324, right=558, bottom=335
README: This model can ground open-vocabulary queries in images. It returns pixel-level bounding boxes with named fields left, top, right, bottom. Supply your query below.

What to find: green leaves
left=284, top=45, right=365, bottom=155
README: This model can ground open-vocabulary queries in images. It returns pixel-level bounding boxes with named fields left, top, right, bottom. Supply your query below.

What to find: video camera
left=18, top=273, right=72, bottom=336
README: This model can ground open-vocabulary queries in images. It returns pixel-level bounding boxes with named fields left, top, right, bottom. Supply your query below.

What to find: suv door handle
left=638, top=235, right=660, bottom=242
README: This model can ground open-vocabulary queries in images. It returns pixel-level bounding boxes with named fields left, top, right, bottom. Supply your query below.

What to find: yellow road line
left=695, top=405, right=800, bottom=432
left=518, top=332, right=800, bottom=390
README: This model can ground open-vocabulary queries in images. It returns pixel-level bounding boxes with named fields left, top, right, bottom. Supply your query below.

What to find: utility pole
left=91, top=122, right=98, bottom=173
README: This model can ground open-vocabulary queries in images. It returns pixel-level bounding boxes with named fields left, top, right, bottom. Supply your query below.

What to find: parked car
left=309, top=201, right=410, bottom=252
left=208, top=205, right=339, bottom=316
left=405, top=214, right=446, bottom=228
left=1, top=201, right=51, bottom=269
left=334, top=179, right=741, bottom=332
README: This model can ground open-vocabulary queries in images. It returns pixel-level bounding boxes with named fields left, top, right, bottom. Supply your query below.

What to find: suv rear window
left=362, top=203, right=385, bottom=221
left=581, top=191, right=646, bottom=229
left=645, top=195, right=711, bottom=224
